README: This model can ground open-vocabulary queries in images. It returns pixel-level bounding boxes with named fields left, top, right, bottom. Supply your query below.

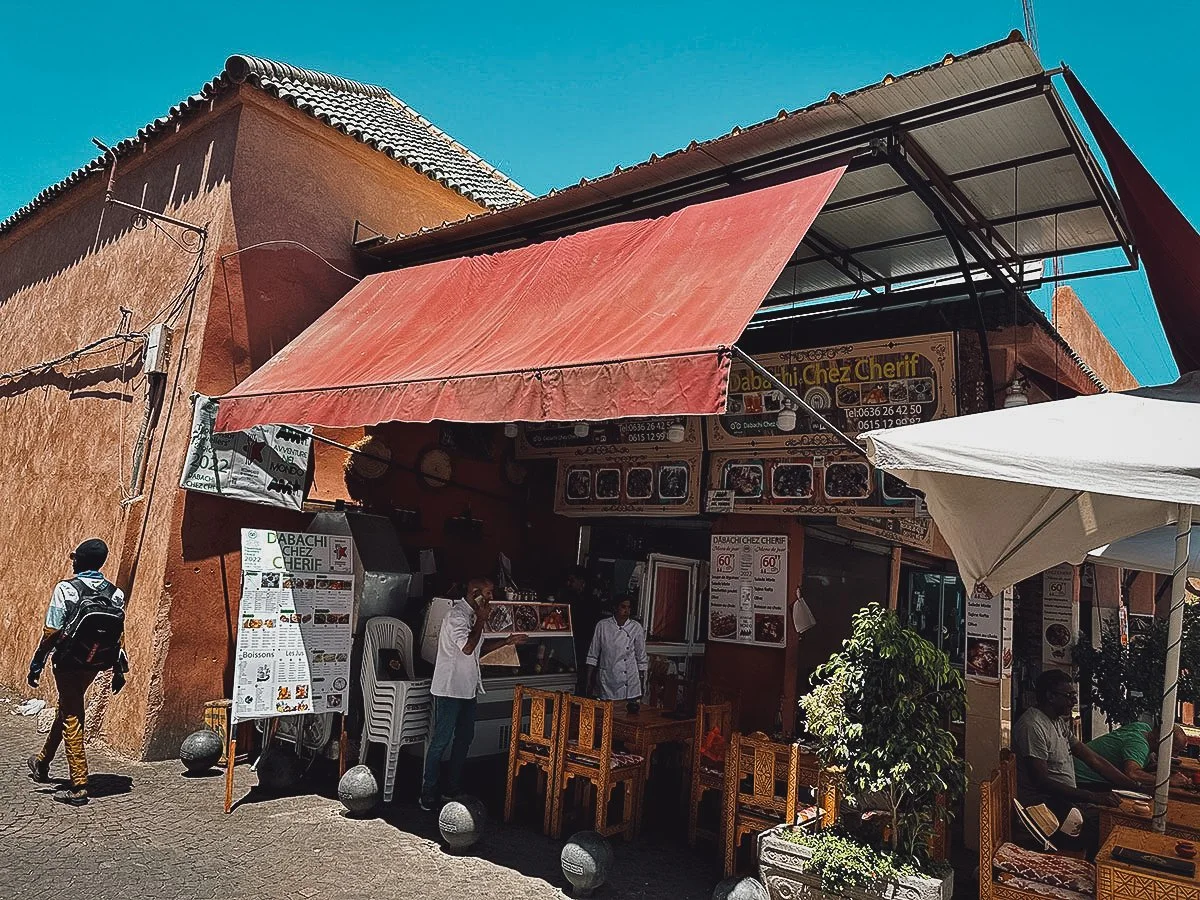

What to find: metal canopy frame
left=359, top=44, right=1136, bottom=371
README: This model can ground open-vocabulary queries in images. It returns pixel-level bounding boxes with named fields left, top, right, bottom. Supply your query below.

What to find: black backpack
left=56, top=578, right=124, bottom=669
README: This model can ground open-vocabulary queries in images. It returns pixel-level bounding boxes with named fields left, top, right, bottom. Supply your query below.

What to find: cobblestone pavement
left=0, top=695, right=719, bottom=900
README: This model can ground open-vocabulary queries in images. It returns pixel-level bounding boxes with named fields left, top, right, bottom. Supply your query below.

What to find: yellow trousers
left=38, top=666, right=98, bottom=790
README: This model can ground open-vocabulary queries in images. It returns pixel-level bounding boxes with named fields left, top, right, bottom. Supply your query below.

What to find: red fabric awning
left=215, top=165, right=846, bottom=432
left=1064, top=70, right=1199, bottom=375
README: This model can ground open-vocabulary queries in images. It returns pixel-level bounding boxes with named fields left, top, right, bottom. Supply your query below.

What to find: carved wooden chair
left=689, top=701, right=733, bottom=846
left=724, top=731, right=828, bottom=877
left=550, top=695, right=646, bottom=841
left=503, top=686, right=563, bottom=835
left=980, top=751, right=1096, bottom=900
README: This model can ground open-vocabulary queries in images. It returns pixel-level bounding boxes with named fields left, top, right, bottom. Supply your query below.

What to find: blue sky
left=1, top=1, right=1189, bottom=384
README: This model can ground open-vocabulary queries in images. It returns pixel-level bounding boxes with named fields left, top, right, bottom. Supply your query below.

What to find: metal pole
left=1153, top=504, right=1193, bottom=832
left=728, top=345, right=866, bottom=457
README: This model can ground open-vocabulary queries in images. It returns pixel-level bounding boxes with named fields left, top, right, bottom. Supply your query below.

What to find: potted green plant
left=1074, top=604, right=1200, bottom=727
left=758, top=603, right=965, bottom=900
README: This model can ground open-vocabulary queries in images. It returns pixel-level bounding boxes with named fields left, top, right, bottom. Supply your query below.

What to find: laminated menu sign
left=709, top=535, right=788, bottom=648
left=1042, top=565, right=1077, bottom=670
left=232, top=529, right=355, bottom=724
left=965, top=583, right=1012, bottom=683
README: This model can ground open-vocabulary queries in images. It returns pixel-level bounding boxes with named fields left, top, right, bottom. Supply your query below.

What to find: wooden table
left=612, top=706, right=696, bottom=835
left=1101, top=797, right=1200, bottom=844
left=1097, top=825, right=1200, bottom=900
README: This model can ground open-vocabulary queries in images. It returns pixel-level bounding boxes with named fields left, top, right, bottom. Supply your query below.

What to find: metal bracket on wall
left=91, top=138, right=208, bottom=248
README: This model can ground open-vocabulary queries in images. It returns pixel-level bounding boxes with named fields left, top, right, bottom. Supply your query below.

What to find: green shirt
left=1075, top=722, right=1152, bottom=785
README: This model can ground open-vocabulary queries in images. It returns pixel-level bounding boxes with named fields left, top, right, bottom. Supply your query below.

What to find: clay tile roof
left=0, top=54, right=531, bottom=237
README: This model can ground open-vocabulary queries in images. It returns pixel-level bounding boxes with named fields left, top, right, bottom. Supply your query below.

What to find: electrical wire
left=219, top=240, right=361, bottom=283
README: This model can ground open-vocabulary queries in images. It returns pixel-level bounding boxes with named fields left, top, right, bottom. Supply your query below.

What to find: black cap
left=72, top=538, right=109, bottom=572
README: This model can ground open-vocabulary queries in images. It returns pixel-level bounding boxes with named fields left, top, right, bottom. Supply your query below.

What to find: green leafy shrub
left=800, top=603, right=966, bottom=864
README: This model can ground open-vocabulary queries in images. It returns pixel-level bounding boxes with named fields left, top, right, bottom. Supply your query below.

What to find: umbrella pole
left=1153, top=503, right=1194, bottom=832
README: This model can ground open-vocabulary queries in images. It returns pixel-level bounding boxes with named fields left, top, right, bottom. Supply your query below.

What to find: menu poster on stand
left=709, top=535, right=788, bottom=648
left=517, top=417, right=701, bottom=459
left=232, top=529, right=355, bottom=724
left=707, top=333, right=956, bottom=451
left=708, top=450, right=920, bottom=517
left=554, top=454, right=702, bottom=516
left=1042, top=565, right=1077, bottom=670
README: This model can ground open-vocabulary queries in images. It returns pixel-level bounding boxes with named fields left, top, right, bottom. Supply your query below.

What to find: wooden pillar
left=887, top=546, right=902, bottom=611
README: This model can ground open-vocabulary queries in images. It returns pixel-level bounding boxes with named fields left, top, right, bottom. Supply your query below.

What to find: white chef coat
left=586, top=616, right=648, bottom=701
left=431, top=598, right=484, bottom=699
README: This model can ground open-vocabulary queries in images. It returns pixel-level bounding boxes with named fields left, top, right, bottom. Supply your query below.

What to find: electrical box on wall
left=145, top=323, right=173, bottom=375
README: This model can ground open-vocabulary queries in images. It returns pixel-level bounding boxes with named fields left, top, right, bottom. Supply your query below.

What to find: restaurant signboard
left=707, top=333, right=956, bottom=450
left=836, top=514, right=937, bottom=552
left=707, top=449, right=921, bottom=517
left=554, top=453, right=702, bottom=517
left=517, top=417, right=701, bottom=459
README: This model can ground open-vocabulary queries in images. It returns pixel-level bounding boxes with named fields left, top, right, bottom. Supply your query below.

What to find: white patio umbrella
left=862, top=372, right=1200, bottom=831
left=1089, top=525, right=1200, bottom=576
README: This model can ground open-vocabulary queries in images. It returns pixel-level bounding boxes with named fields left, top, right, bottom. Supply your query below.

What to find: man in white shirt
left=421, top=577, right=524, bottom=810
left=586, top=597, right=648, bottom=705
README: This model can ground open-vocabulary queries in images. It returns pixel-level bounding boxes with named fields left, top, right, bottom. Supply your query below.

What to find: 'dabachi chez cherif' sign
left=707, top=332, right=957, bottom=450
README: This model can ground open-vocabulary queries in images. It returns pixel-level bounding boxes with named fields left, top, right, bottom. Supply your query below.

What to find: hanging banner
left=1002, top=588, right=1015, bottom=678
left=707, top=450, right=920, bottom=517
left=554, top=454, right=702, bottom=517
left=517, top=417, right=701, bottom=459
left=707, top=333, right=956, bottom=450
left=1042, top=565, right=1077, bottom=670
left=709, top=534, right=788, bottom=648
left=232, top=529, right=355, bottom=724
left=180, top=394, right=312, bottom=510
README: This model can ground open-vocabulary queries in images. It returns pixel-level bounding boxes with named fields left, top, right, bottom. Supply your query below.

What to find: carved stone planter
left=757, top=827, right=953, bottom=900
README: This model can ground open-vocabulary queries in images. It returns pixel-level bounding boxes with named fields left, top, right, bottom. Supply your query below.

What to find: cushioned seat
left=992, top=841, right=1096, bottom=895
left=995, top=873, right=1092, bottom=900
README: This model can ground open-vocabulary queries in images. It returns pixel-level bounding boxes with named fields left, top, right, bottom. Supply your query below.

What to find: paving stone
left=0, top=692, right=718, bottom=899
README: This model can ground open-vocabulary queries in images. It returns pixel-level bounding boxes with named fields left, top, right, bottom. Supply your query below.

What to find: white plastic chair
left=360, top=616, right=423, bottom=802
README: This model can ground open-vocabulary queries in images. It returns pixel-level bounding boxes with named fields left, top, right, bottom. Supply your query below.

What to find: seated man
left=1075, top=721, right=1188, bottom=790
left=1013, top=670, right=1138, bottom=855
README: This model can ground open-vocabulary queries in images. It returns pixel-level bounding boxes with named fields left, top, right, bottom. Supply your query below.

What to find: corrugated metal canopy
left=361, top=32, right=1132, bottom=310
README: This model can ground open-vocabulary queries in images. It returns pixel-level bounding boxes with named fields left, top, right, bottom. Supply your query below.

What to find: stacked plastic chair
left=360, top=616, right=431, bottom=802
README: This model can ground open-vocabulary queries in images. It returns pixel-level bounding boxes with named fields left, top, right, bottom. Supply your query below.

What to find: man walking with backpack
left=27, top=538, right=128, bottom=806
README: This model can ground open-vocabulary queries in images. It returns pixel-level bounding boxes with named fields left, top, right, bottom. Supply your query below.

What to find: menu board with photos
left=707, top=333, right=956, bottom=450
left=517, top=417, right=701, bottom=459
left=708, top=449, right=921, bottom=517
left=483, top=601, right=573, bottom=638
left=709, top=534, right=788, bottom=648
left=554, top=454, right=702, bottom=516
left=232, top=528, right=355, bottom=724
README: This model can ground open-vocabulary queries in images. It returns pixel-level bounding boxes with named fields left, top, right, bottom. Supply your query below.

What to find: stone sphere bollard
left=179, top=729, right=224, bottom=773
left=561, top=830, right=614, bottom=896
left=255, top=748, right=302, bottom=794
left=438, top=795, right=488, bottom=850
left=337, top=765, right=380, bottom=816
left=712, top=876, right=769, bottom=900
